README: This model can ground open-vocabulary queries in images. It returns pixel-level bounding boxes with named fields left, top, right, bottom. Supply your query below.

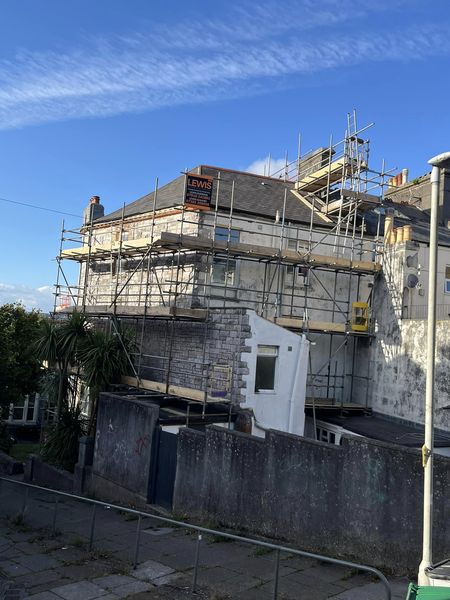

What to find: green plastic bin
left=407, top=583, right=450, bottom=599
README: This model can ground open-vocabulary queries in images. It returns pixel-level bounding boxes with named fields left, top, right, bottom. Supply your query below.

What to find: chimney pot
left=90, top=196, right=100, bottom=205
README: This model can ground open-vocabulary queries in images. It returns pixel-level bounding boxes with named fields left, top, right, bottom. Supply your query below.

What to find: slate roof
left=94, top=165, right=330, bottom=227
left=365, top=199, right=450, bottom=247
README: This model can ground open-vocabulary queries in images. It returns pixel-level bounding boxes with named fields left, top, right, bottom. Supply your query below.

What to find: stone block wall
left=137, top=308, right=251, bottom=403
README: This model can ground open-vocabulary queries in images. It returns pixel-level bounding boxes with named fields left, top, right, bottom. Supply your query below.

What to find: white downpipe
left=288, top=336, right=308, bottom=433
left=418, top=163, right=440, bottom=585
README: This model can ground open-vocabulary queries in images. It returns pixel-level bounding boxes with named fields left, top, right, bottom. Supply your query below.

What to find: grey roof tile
left=94, top=165, right=328, bottom=227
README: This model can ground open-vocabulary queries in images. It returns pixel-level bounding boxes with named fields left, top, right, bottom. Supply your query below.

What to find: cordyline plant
left=35, top=311, right=135, bottom=470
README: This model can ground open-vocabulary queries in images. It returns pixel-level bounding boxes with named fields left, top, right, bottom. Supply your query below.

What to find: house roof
left=365, top=199, right=450, bottom=248
left=94, top=165, right=330, bottom=227
left=321, top=413, right=450, bottom=448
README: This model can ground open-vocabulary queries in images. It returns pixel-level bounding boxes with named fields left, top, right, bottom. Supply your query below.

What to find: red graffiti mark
left=134, top=433, right=150, bottom=456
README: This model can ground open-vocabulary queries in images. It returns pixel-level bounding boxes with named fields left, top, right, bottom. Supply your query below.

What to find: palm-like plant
left=35, top=313, right=134, bottom=467
left=35, top=311, right=89, bottom=422
left=77, top=322, right=134, bottom=435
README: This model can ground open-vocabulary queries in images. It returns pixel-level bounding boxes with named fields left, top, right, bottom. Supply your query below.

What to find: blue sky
left=1, top=0, right=450, bottom=310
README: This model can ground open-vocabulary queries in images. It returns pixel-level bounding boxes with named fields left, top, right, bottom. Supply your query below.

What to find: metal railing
left=404, top=304, right=450, bottom=320
left=0, top=476, right=392, bottom=599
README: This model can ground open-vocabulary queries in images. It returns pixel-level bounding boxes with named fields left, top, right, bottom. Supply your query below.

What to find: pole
left=418, top=165, right=440, bottom=585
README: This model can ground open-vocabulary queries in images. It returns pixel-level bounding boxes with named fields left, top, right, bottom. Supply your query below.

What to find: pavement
left=0, top=478, right=410, bottom=600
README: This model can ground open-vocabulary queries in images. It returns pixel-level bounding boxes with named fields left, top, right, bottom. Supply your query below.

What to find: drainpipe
left=287, top=335, right=308, bottom=434
left=418, top=152, right=450, bottom=586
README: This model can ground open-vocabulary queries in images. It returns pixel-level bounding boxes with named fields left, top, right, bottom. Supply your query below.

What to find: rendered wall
left=92, top=393, right=159, bottom=499
left=173, top=426, right=450, bottom=573
left=242, top=311, right=308, bottom=436
left=355, top=243, right=450, bottom=430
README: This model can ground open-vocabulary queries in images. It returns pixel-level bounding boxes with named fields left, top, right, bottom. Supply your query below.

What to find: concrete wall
left=173, top=426, right=450, bottom=573
left=92, top=393, right=159, bottom=500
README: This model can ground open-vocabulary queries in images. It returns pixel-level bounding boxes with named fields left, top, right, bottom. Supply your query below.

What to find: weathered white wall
left=357, top=242, right=450, bottom=431
left=241, top=311, right=309, bottom=437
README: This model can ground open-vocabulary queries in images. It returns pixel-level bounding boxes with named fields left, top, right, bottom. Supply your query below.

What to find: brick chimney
left=83, top=196, right=104, bottom=224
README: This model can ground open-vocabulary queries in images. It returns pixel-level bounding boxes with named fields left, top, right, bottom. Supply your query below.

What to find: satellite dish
left=406, top=254, right=418, bottom=269
left=407, top=273, right=419, bottom=288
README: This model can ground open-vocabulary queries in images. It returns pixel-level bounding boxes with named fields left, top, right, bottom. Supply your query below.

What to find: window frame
left=211, top=227, right=240, bottom=287
left=445, top=265, right=450, bottom=294
left=254, top=345, right=279, bottom=393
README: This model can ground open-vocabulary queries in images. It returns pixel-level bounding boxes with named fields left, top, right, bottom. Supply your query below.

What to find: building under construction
left=54, top=114, right=389, bottom=438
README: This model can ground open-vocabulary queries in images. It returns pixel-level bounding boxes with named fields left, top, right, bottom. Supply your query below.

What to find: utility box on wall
left=351, top=302, right=369, bottom=332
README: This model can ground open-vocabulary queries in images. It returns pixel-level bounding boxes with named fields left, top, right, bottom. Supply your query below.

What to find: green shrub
left=0, top=420, right=13, bottom=454
left=41, top=406, right=87, bottom=472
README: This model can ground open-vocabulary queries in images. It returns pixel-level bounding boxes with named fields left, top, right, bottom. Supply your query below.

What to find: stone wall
left=173, top=426, right=450, bottom=573
left=138, top=308, right=251, bottom=403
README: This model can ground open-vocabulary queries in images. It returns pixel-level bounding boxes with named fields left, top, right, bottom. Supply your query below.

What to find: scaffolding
left=53, top=113, right=392, bottom=416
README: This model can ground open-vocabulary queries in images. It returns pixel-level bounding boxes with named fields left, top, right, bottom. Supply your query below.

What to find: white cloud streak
left=246, top=156, right=288, bottom=177
left=0, top=1, right=446, bottom=130
left=0, top=283, right=54, bottom=312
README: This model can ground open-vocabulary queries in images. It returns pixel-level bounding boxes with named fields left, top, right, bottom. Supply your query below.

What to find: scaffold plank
left=60, top=231, right=381, bottom=274
left=61, top=304, right=207, bottom=320
left=274, top=317, right=347, bottom=333
left=156, top=232, right=381, bottom=274
left=122, top=375, right=206, bottom=402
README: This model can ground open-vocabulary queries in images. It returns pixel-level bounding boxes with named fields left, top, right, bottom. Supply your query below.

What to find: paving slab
left=152, top=573, right=180, bottom=587
left=13, top=569, right=71, bottom=591
left=50, top=580, right=108, bottom=600
left=222, top=555, right=295, bottom=580
left=15, top=553, right=61, bottom=572
left=26, top=592, right=62, bottom=600
left=132, top=559, right=175, bottom=582
left=110, top=580, right=153, bottom=598
left=91, top=574, right=137, bottom=589
left=328, top=577, right=409, bottom=599
left=0, top=560, right=32, bottom=577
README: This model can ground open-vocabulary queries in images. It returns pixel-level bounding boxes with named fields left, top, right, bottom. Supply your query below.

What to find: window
left=255, top=345, right=278, bottom=392
left=212, top=227, right=239, bottom=286
left=214, top=226, right=240, bottom=244
left=316, top=427, right=337, bottom=445
left=445, top=266, right=450, bottom=293
left=285, top=265, right=309, bottom=285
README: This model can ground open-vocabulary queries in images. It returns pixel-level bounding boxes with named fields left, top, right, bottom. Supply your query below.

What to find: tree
left=77, top=321, right=134, bottom=435
left=35, top=311, right=89, bottom=421
left=35, top=312, right=134, bottom=441
left=0, top=304, right=44, bottom=410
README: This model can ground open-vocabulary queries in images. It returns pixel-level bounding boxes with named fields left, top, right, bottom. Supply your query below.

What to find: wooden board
left=122, top=375, right=205, bottom=402
left=62, top=304, right=207, bottom=320
left=274, top=317, right=347, bottom=333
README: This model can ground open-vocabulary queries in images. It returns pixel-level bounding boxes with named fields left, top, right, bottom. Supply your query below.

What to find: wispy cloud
left=246, top=156, right=288, bottom=177
left=0, top=1, right=446, bottom=130
left=0, top=283, right=54, bottom=312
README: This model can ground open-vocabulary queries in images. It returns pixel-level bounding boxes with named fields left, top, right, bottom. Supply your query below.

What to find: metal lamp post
left=418, top=152, right=450, bottom=586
